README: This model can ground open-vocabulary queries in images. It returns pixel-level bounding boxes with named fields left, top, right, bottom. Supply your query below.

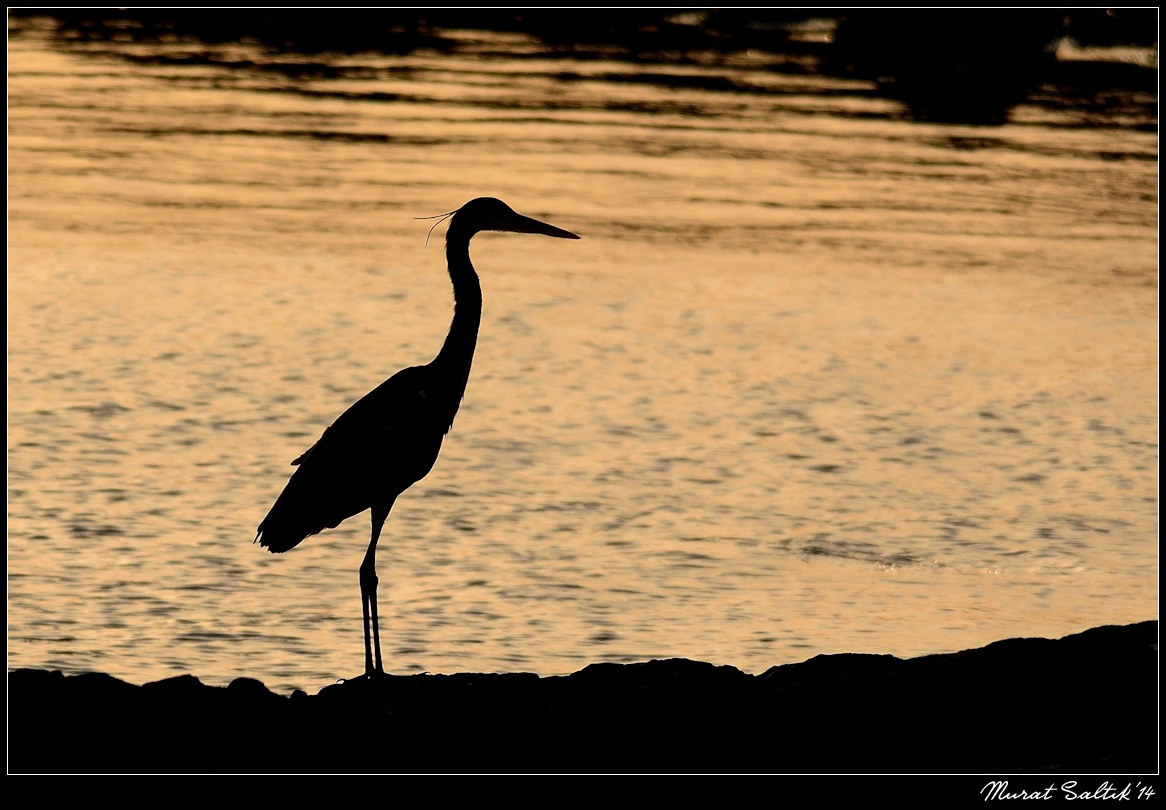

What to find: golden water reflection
left=8, top=24, right=1157, bottom=694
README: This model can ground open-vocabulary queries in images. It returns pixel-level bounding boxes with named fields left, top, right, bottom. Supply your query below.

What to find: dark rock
left=7, top=621, right=1157, bottom=773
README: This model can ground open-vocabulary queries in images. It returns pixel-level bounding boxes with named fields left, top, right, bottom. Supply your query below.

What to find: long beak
left=506, top=213, right=581, bottom=239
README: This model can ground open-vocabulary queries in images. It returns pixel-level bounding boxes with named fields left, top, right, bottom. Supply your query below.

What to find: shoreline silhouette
left=9, top=621, right=1157, bottom=774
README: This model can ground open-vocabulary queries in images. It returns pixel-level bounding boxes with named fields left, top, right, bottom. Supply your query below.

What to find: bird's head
left=422, top=197, right=580, bottom=244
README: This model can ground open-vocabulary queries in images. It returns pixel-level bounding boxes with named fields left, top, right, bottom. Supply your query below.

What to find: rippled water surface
left=8, top=23, right=1158, bottom=694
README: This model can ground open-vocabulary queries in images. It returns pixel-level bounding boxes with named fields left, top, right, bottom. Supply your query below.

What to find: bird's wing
left=256, top=366, right=446, bottom=553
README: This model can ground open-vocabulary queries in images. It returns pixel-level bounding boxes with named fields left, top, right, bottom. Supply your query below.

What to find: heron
left=256, top=197, right=579, bottom=677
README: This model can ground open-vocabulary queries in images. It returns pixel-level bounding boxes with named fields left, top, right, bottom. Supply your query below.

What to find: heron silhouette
left=256, top=197, right=579, bottom=677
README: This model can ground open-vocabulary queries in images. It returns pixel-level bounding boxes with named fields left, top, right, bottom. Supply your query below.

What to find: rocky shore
left=9, top=621, right=1157, bottom=774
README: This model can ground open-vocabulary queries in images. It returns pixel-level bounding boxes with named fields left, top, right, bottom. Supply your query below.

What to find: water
left=8, top=21, right=1158, bottom=695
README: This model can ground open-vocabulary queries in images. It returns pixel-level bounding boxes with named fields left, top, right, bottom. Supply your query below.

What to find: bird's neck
left=432, top=233, right=483, bottom=400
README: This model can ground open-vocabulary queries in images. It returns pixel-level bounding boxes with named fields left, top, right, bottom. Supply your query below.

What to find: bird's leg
left=360, top=570, right=374, bottom=677
left=361, top=504, right=391, bottom=677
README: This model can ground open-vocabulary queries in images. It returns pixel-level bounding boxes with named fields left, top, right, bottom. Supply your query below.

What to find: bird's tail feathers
left=256, top=516, right=316, bottom=554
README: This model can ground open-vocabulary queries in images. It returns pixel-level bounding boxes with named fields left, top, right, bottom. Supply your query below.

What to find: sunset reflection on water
left=7, top=21, right=1157, bottom=695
